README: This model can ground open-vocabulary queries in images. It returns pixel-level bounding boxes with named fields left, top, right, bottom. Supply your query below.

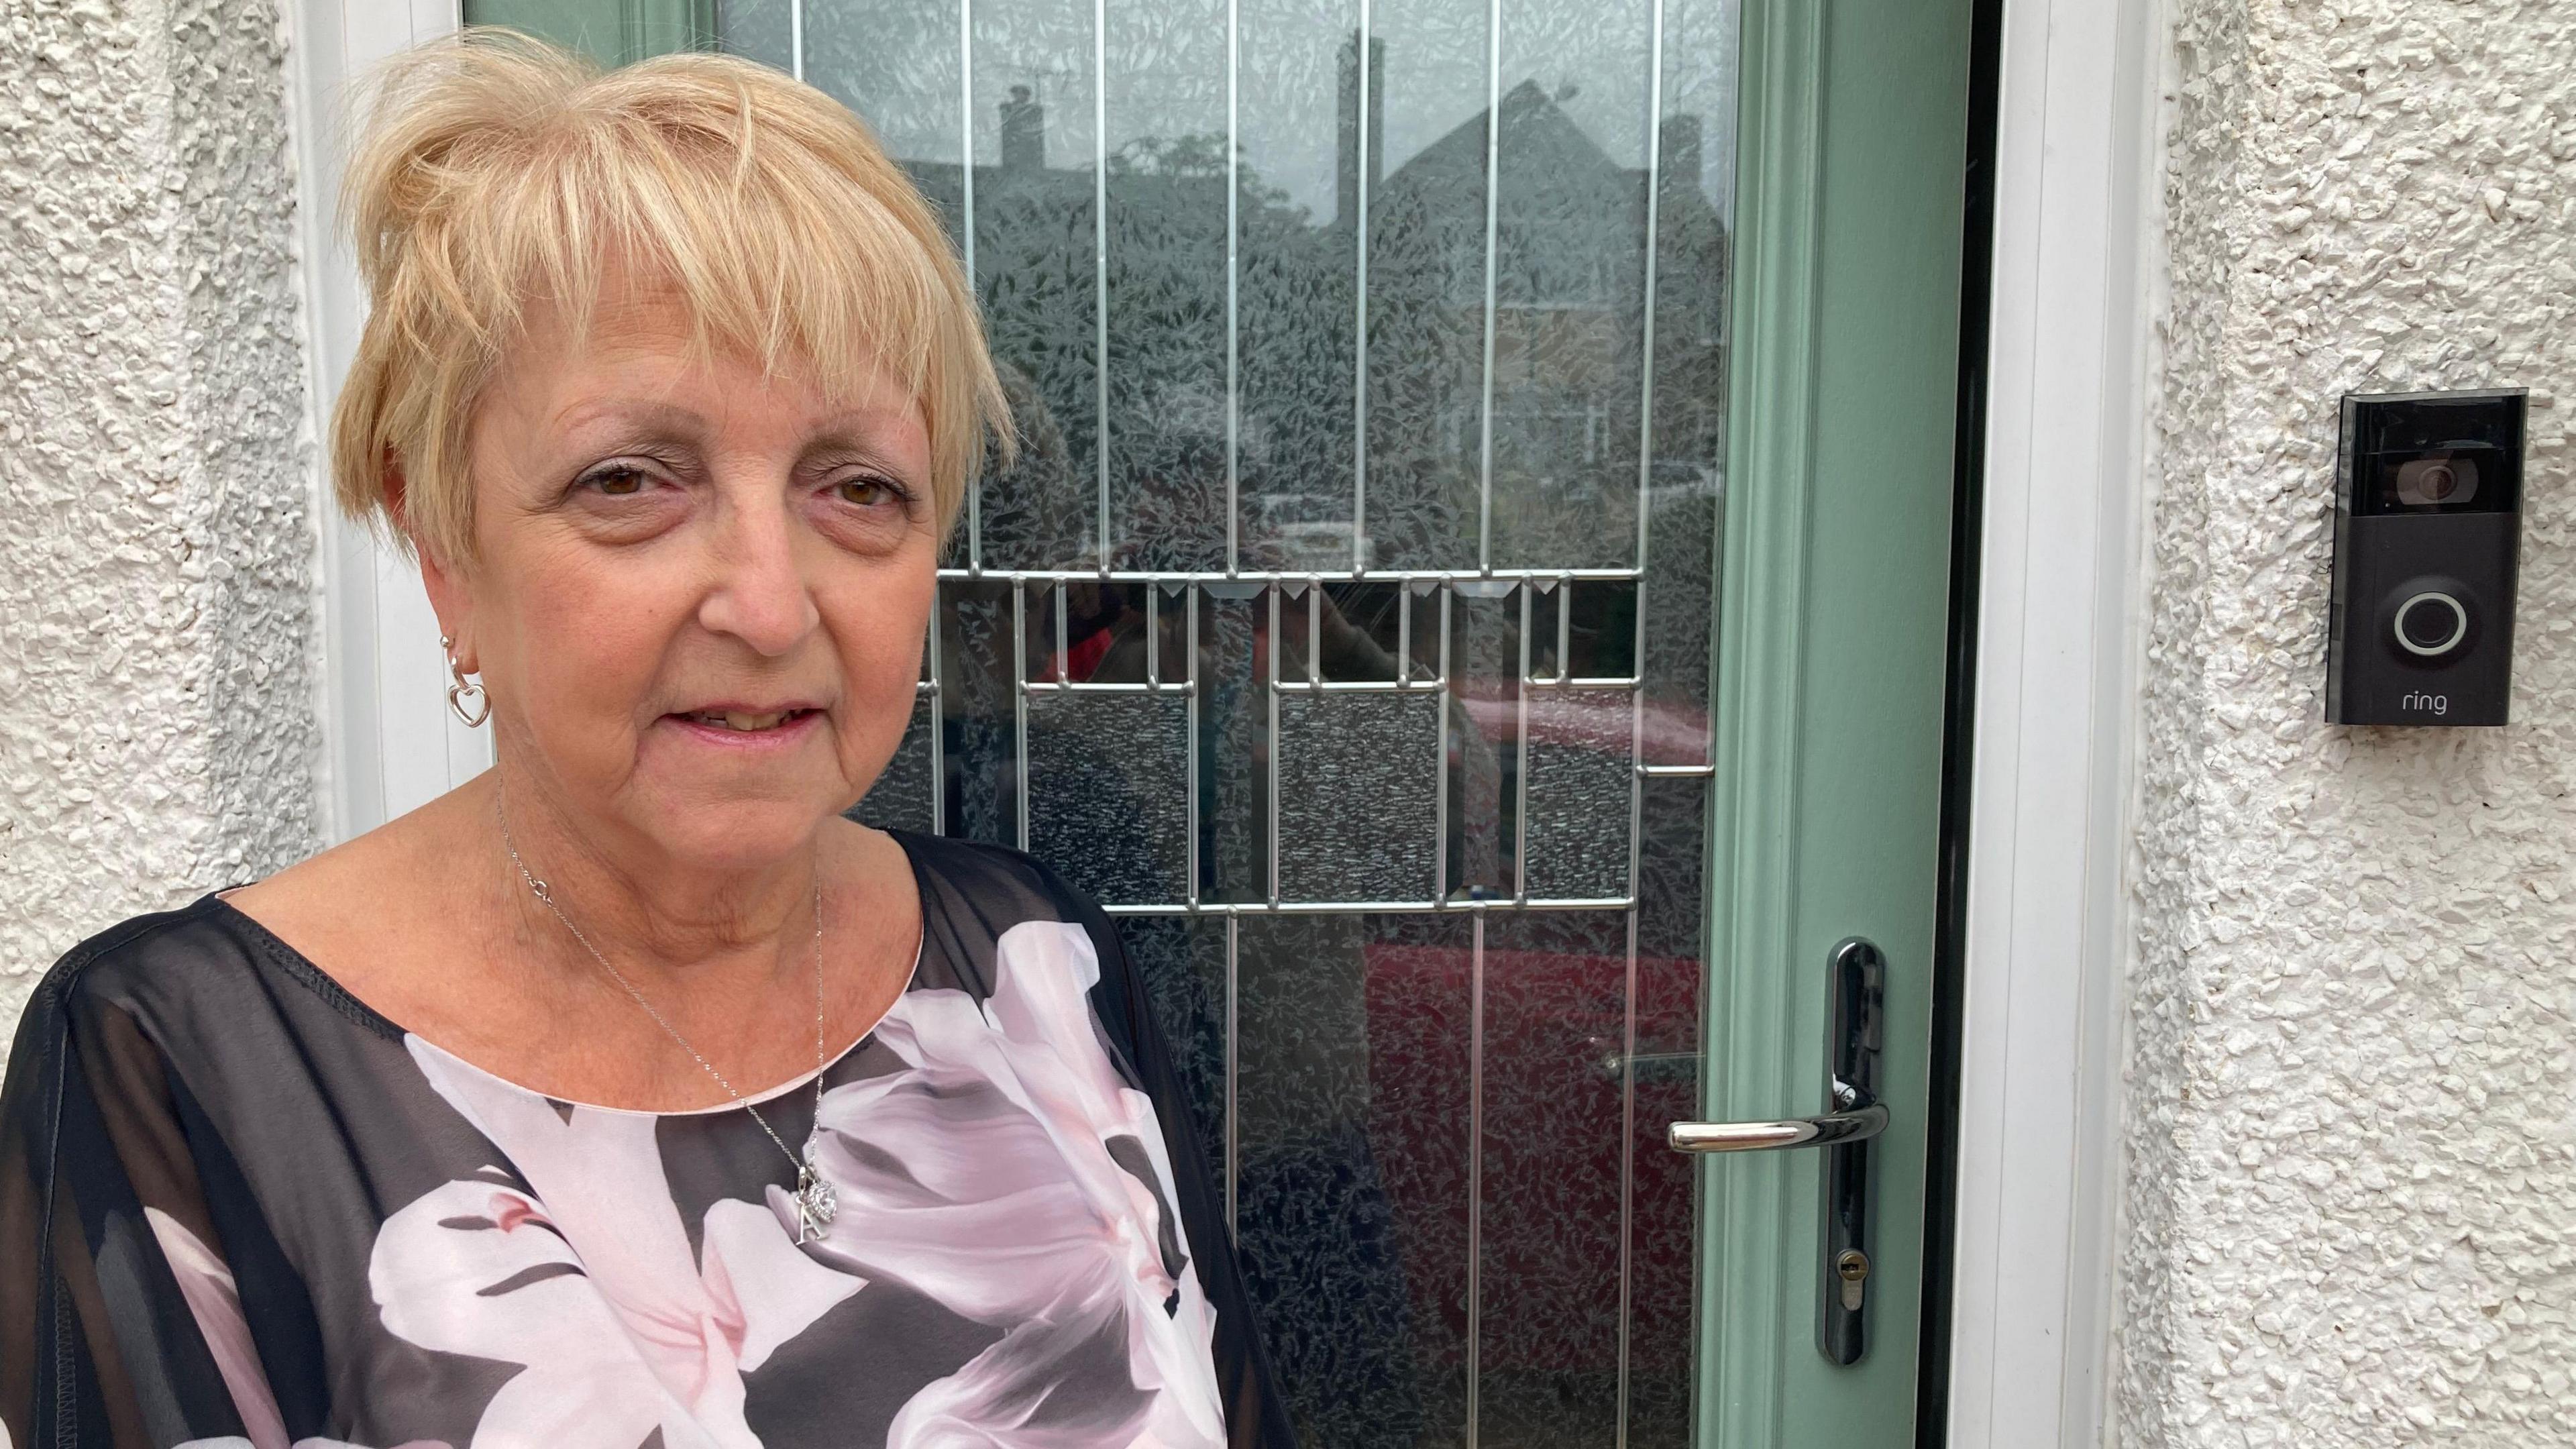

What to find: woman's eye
left=835, top=477, right=899, bottom=507
left=580, top=464, right=654, bottom=496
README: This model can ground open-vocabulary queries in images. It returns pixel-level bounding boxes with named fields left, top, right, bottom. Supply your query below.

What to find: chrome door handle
left=1666, top=936, right=1887, bottom=1366
left=1666, top=1095, right=1886, bottom=1152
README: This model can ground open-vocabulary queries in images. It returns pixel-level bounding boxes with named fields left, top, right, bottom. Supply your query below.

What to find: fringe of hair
left=331, top=28, right=1010, bottom=563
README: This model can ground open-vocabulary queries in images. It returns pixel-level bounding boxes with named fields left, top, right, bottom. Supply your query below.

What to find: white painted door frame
left=289, top=0, right=488, bottom=842
left=1943, top=0, right=2165, bottom=1442
left=282, top=0, right=2170, bottom=1439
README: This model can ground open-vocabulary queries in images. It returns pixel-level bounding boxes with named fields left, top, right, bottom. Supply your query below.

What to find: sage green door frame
left=463, top=0, right=716, bottom=65
left=1699, top=0, right=1974, bottom=1442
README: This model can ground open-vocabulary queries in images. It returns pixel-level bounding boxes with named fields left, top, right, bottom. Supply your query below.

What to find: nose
left=696, top=491, right=820, bottom=657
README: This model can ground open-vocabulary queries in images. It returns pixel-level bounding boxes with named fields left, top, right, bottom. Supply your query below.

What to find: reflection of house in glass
left=1352, top=46, right=1728, bottom=572
left=898, top=38, right=1728, bottom=578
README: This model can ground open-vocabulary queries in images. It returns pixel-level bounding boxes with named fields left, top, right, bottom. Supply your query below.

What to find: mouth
left=669, top=706, right=822, bottom=734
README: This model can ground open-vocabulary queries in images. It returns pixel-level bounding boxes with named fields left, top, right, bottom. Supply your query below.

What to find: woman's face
left=425, top=283, right=936, bottom=873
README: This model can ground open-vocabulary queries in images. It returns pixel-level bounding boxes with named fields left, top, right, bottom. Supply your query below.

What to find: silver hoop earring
left=441, top=633, right=489, bottom=728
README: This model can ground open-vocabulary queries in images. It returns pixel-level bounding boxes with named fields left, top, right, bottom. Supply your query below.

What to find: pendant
left=792, top=1152, right=837, bottom=1244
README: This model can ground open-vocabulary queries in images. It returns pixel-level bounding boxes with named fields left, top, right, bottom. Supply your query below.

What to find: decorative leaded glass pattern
left=720, top=0, right=1741, bottom=1438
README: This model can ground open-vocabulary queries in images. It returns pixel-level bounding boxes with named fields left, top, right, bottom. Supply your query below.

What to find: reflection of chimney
left=1000, top=85, right=1045, bottom=172
left=1658, top=114, right=1702, bottom=189
left=1335, top=32, right=1385, bottom=229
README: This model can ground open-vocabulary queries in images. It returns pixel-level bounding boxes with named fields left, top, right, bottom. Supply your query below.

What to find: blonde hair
left=331, top=29, right=1006, bottom=561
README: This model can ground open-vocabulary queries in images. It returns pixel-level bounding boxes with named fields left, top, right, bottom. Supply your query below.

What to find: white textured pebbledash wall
left=2126, top=0, right=2576, bottom=1443
left=0, top=0, right=323, bottom=1069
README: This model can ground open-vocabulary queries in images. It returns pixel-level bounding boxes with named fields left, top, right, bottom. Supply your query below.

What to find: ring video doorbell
left=2327, top=388, right=2526, bottom=727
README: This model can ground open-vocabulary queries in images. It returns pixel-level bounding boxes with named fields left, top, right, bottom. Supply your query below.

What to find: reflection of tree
left=1107, top=131, right=1228, bottom=178
left=971, top=182, right=1101, bottom=568
left=910, top=141, right=1356, bottom=573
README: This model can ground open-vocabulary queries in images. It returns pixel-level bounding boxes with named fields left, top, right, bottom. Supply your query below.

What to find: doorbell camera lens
left=2392, top=456, right=2477, bottom=508
left=2328, top=388, right=2525, bottom=726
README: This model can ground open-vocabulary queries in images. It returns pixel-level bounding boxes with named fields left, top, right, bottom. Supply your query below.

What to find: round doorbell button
left=2393, top=590, right=2470, bottom=657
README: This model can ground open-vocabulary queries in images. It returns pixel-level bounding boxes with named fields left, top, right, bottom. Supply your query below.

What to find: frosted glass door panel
left=720, top=1, right=1741, bottom=1440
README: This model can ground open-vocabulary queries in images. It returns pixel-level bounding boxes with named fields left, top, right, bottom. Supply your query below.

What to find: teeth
left=692, top=710, right=793, bottom=731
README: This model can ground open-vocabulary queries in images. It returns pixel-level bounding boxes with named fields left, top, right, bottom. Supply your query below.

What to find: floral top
left=0, top=834, right=1290, bottom=1449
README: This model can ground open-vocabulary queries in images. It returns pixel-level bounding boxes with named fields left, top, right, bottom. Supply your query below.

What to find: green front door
left=1698, top=0, right=1974, bottom=1443
left=468, top=0, right=1977, bottom=1440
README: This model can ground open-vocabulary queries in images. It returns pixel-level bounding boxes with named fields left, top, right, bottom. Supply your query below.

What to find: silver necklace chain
left=498, top=802, right=839, bottom=1242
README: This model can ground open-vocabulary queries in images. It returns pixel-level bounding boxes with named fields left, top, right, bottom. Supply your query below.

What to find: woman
left=0, top=33, right=1288, bottom=1449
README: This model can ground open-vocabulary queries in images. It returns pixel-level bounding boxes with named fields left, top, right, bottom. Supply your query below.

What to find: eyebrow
left=549, top=399, right=707, bottom=435
left=551, top=394, right=916, bottom=435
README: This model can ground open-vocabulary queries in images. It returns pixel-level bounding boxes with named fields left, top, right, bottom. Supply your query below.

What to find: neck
left=480, top=774, right=824, bottom=989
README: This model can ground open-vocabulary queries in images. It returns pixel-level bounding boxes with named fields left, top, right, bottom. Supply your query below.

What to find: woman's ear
left=419, top=546, right=475, bottom=672
left=398, top=465, right=477, bottom=672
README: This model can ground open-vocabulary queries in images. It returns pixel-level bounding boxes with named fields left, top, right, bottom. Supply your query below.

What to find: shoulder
left=7, top=896, right=265, bottom=1067
left=892, top=830, right=1110, bottom=930
left=888, top=831, right=1137, bottom=998
left=219, top=788, right=467, bottom=979
left=7, top=893, right=388, bottom=1082
left=25, top=896, right=262, bottom=1012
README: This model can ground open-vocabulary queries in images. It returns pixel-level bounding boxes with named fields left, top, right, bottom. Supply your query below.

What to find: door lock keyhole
left=1835, top=1248, right=1870, bottom=1312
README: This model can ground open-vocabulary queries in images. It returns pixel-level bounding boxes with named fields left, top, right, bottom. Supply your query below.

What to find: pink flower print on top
left=146, top=1208, right=292, bottom=1449
left=148, top=1208, right=455, bottom=1449
left=791, top=920, right=1226, bottom=1449
left=374, top=1040, right=863, bottom=1449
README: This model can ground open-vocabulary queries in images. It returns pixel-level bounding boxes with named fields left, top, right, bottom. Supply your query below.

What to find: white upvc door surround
left=289, top=0, right=484, bottom=842
left=281, top=0, right=2169, bottom=1440
left=1945, top=0, right=2166, bottom=1443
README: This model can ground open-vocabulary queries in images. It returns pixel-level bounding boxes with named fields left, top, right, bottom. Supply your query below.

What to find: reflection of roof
left=1389, top=79, right=1624, bottom=196
left=1366, top=80, right=1727, bottom=314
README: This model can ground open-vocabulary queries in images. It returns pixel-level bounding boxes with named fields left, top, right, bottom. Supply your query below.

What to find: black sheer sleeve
left=2, top=914, right=285, bottom=1449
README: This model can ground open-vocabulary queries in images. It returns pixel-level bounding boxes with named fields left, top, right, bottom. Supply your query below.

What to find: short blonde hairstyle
left=331, top=30, right=1006, bottom=562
